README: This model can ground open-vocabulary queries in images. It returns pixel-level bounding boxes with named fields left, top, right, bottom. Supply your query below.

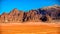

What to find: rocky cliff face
left=0, top=5, right=60, bottom=23
left=42, top=5, right=60, bottom=20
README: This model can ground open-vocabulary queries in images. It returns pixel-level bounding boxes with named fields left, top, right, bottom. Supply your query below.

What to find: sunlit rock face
left=0, top=5, right=60, bottom=23
left=26, top=10, right=41, bottom=22
left=17, top=11, right=24, bottom=22
left=0, top=13, right=9, bottom=23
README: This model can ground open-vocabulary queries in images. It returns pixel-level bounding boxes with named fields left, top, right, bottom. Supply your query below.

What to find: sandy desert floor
left=0, top=22, right=60, bottom=34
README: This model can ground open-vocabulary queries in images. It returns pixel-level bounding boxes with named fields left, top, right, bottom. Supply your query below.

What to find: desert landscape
left=0, top=5, right=60, bottom=34
left=0, top=22, right=60, bottom=34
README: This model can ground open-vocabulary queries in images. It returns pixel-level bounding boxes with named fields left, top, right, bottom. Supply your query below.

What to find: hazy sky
left=0, top=0, right=60, bottom=14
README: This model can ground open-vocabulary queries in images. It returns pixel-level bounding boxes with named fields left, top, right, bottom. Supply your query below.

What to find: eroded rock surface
left=0, top=5, right=60, bottom=23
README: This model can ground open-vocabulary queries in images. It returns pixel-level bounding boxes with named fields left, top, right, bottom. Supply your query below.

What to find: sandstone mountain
left=0, top=5, right=60, bottom=23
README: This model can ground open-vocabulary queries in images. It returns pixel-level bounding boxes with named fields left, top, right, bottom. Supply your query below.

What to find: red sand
left=0, top=22, right=60, bottom=34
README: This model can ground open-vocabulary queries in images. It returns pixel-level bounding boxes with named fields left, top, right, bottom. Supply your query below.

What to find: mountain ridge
left=0, top=5, right=60, bottom=23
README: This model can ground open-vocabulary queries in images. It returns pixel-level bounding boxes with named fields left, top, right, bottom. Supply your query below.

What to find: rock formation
left=0, top=5, right=60, bottom=23
left=42, top=5, right=60, bottom=20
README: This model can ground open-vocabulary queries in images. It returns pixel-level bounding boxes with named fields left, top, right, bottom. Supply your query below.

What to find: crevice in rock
left=40, top=16, right=48, bottom=22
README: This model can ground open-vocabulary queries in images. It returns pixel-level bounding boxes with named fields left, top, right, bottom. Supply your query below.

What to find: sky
left=0, top=0, right=60, bottom=14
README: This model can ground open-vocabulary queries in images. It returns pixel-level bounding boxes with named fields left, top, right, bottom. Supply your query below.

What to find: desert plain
left=0, top=22, right=60, bottom=34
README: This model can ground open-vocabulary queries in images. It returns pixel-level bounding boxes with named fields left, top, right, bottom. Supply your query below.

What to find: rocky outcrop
left=18, top=11, right=24, bottom=22
left=9, top=8, right=20, bottom=22
left=42, top=5, right=60, bottom=20
left=0, top=5, right=60, bottom=23
left=0, top=13, right=8, bottom=23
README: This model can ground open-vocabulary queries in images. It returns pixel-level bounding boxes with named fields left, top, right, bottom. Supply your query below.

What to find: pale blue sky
left=0, top=0, right=60, bottom=14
